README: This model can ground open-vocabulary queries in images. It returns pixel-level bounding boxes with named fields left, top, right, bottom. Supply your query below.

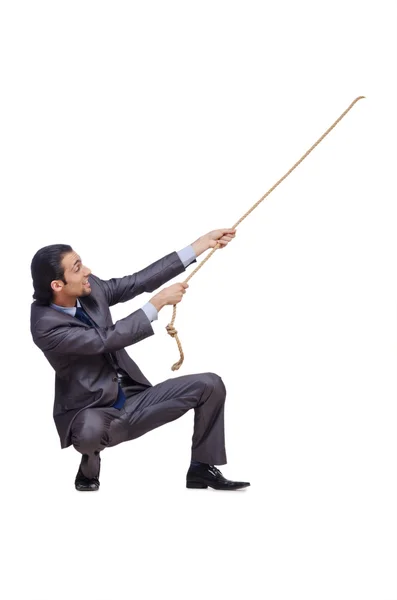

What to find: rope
left=166, top=96, right=365, bottom=371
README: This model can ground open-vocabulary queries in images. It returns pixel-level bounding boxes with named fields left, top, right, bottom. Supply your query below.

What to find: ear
left=50, top=280, right=64, bottom=292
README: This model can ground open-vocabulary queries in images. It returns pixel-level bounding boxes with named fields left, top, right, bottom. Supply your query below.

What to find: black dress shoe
left=75, top=457, right=100, bottom=492
left=75, top=469, right=100, bottom=491
left=186, top=463, right=250, bottom=490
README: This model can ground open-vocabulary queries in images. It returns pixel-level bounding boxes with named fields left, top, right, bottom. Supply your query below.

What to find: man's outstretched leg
left=117, top=372, right=250, bottom=490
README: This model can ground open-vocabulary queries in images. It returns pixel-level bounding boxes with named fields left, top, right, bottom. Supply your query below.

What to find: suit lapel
left=79, top=295, right=106, bottom=328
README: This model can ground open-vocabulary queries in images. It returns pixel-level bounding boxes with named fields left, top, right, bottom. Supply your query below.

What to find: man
left=30, top=228, right=250, bottom=492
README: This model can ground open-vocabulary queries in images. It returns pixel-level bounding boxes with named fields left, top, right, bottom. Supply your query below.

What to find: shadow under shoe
left=186, top=463, right=250, bottom=490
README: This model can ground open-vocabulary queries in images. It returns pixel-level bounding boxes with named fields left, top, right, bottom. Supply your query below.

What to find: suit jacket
left=30, top=250, right=188, bottom=448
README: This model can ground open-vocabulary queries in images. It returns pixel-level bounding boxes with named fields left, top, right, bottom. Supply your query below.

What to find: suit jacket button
left=112, top=377, right=118, bottom=382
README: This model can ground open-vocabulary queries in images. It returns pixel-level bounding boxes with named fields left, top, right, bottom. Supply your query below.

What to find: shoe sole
left=186, top=481, right=250, bottom=490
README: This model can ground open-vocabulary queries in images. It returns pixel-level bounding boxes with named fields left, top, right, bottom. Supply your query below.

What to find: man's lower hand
left=149, top=282, right=189, bottom=312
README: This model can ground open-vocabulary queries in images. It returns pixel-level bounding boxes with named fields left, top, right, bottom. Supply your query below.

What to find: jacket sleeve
left=32, top=308, right=154, bottom=356
left=96, top=251, right=186, bottom=307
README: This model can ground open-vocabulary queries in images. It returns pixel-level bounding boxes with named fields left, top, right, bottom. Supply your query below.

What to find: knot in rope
left=166, top=324, right=178, bottom=338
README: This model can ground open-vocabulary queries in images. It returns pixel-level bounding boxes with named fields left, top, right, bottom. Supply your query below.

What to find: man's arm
left=32, top=309, right=154, bottom=356
left=141, top=246, right=196, bottom=322
left=97, top=228, right=235, bottom=310
left=97, top=247, right=196, bottom=308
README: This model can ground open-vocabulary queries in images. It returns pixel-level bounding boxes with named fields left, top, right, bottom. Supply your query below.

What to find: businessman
left=30, top=228, right=250, bottom=492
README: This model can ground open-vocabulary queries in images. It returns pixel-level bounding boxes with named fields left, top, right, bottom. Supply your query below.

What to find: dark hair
left=31, top=244, right=73, bottom=305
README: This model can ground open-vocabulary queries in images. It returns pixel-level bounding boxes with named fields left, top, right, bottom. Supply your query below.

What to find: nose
left=84, top=267, right=91, bottom=277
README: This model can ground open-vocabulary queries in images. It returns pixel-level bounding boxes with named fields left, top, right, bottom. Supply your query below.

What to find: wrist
left=192, top=238, right=208, bottom=257
left=149, top=295, right=165, bottom=312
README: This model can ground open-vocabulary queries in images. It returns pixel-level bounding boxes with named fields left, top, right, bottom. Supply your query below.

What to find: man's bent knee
left=201, top=372, right=226, bottom=399
left=72, top=412, right=109, bottom=455
left=74, top=428, right=103, bottom=455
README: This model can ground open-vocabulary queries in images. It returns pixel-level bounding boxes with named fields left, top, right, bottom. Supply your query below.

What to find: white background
left=0, top=1, right=396, bottom=599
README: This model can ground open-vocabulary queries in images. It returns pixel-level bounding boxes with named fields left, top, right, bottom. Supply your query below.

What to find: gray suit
left=31, top=250, right=227, bottom=478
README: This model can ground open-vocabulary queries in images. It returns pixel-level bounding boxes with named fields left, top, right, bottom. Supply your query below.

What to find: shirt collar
left=50, top=298, right=82, bottom=316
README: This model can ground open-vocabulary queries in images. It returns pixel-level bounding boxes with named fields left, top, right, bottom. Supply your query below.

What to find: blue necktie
left=75, top=306, right=95, bottom=327
left=74, top=306, right=126, bottom=409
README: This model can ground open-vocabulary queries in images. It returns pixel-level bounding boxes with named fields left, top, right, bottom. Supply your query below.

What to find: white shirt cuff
left=142, top=302, right=159, bottom=322
left=177, top=245, right=197, bottom=268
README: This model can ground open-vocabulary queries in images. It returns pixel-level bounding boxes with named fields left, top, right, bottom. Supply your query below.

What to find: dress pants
left=71, top=372, right=227, bottom=479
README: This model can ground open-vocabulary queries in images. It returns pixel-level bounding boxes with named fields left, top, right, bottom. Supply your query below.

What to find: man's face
left=51, top=250, right=92, bottom=305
